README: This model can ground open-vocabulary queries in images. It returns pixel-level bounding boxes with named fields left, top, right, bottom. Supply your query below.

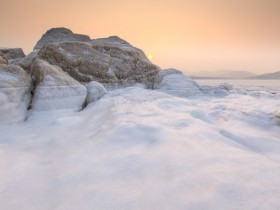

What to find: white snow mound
left=0, top=64, right=31, bottom=124
left=154, top=68, right=202, bottom=97
left=0, top=86, right=280, bottom=209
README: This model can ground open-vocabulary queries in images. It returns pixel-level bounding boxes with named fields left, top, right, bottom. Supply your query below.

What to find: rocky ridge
left=0, top=27, right=163, bottom=123
left=0, top=27, right=206, bottom=124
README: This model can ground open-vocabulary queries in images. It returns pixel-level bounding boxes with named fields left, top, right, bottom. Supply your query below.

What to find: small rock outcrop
left=85, top=81, right=107, bottom=104
left=153, top=69, right=202, bottom=97
left=0, top=52, right=8, bottom=64
left=37, top=36, right=160, bottom=87
left=34, top=27, right=91, bottom=50
left=0, top=64, right=31, bottom=124
left=0, top=48, right=25, bottom=60
left=30, top=59, right=87, bottom=111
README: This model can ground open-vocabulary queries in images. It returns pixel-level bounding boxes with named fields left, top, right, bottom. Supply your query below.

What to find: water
left=195, top=79, right=280, bottom=91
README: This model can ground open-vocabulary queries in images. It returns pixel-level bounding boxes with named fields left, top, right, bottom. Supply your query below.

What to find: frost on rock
left=153, top=68, right=202, bottom=97
left=0, top=64, right=31, bottom=124
left=85, top=81, right=107, bottom=104
left=37, top=34, right=160, bottom=87
left=30, top=59, right=87, bottom=111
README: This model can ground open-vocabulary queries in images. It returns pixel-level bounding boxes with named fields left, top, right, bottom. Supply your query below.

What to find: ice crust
left=0, top=85, right=279, bottom=210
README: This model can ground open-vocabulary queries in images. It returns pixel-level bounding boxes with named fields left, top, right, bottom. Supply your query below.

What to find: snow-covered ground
left=0, top=85, right=280, bottom=210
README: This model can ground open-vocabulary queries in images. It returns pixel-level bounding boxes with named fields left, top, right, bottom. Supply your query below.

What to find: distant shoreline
left=191, top=77, right=280, bottom=80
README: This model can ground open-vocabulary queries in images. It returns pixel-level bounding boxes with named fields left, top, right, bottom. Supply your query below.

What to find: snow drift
left=0, top=86, right=280, bottom=210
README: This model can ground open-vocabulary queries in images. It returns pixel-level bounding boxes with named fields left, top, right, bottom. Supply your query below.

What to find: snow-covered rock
left=0, top=48, right=25, bottom=60
left=34, top=27, right=91, bottom=50
left=85, top=81, right=107, bottom=104
left=37, top=37, right=160, bottom=86
left=0, top=64, right=31, bottom=124
left=153, top=68, right=202, bottom=97
left=200, top=83, right=233, bottom=97
left=0, top=52, right=8, bottom=64
left=30, top=59, right=87, bottom=111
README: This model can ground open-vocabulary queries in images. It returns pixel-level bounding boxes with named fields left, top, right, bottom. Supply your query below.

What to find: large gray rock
left=0, top=52, right=8, bottom=64
left=0, top=64, right=31, bottom=124
left=37, top=36, right=160, bottom=87
left=85, top=81, right=107, bottom=104
left=30, top=59, right=87, bottom=111
left=153, top=68, right=202, bottom=97
left=34, top=27, right=91, bottom=50
left=0, top=48, right=25, bottom=60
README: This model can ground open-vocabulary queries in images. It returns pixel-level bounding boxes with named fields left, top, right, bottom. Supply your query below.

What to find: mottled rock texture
left=34, top=27, right=91, bottom=50
left=0, top=48, right=25, bottom=60
left=0, top=52, right=8, bottom=64
left=37, top=36, right=160, bottom=87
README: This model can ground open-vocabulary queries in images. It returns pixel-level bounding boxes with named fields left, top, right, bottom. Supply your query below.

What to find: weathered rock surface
left=30, top=59, right=87, bottom=111
left=85, top=81, right=107, bottom=104
left=37, top=35, right=160, bottom=87
left=153, top=68, right=202, bottom=97
left=34, top=27, right=91, bottom=50
left=0, top=48, right=25, bottom=60
left=0, top=64, right=31, bottom=123
left=18, top=50, right=39, bottom=71
left=0, top=52, right=8, bottom=64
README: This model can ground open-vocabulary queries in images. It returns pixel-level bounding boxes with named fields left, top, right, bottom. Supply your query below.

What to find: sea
left=195, top=79, right=280, bottom=91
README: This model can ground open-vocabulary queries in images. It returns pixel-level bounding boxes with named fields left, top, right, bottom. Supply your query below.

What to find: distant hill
left=250, top=71, right=280, bottom=80
left=190, top=70, right=256, bottom=79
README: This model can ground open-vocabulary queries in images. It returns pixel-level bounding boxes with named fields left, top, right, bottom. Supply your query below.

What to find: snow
left=85, top=81, right=107, bottom=104
left=154, top=69, right=202, bottom=97
left=0, top=67, right=31, bottom=124
left=0, top=85, right=280, bottom=210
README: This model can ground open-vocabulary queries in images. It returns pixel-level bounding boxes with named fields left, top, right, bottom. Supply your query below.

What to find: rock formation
left=34, top=27, right=91, bottom=50
left=37, top=36, right=160, bottom=87
left=0, top=52, right=8, bottom=64
left=0, top=27, right=164, bottom=123
left=0, top=48, right=25, bottom=60
left=15, top=50, right=40, bottom=71
left=153, top=69, right=202, bottom=97
left=85, top=81, right=107, bottom=104
left=30, top=59, right=87, bottom=111
left=0, top=64, right=31, bottom=123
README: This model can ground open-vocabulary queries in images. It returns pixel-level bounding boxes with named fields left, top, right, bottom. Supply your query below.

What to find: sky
left=1, top=0, right=280, bottom=73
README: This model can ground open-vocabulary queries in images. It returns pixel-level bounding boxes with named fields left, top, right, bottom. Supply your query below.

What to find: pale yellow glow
left=148, top=54, right=153, bottom=60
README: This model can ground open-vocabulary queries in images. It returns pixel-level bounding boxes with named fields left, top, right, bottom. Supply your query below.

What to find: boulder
left=34, top=27, right=91, bottom=50
left=6, top=50, right=39, bottom=72
left=0, top=48, right=25, bottom=60
left=0, top=64, right=31, bottom=124
left=37, top=36, right=160, bottom=87
left=18, top=50, right=39, bottom=71
left=153, top=68, right=202, bottom=97
left=85, top=81, right=107, bottom=104
left=0, top=52, right=8, bottom=64
left=30, top=59, right=87, bottom=111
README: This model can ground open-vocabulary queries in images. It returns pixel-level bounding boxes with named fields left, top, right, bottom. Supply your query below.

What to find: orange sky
left=1, top=0, right=280, bottom=73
